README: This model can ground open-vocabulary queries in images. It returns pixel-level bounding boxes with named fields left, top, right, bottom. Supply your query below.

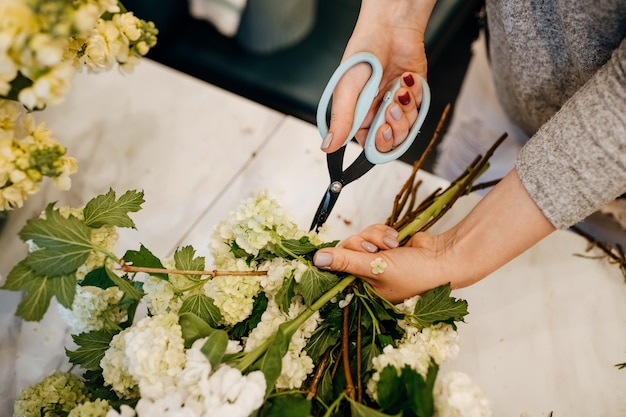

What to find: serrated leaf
left=348, top=398, right=399, bottom=417
left=104, top=267, right=142, bottom=300
left=298, top=266, right=340, bottom=306
left=83, top=189, right=144, bottom=229
left=274, top=237, right=317, bottom=258
left=179, top=312, right=217, bottom=348
left=11, top=269, right=76, bottom=321
left=25, top=246, right=91, bottom=276
left=376, top=363, right=438, bottom=417
left=200, top=330, right=229, bottom=369
left=66, top=330, right=118, bottom=371
left=275, top=276, right=296, bottom=313
left=179, top=294, right=221, bottom=327
left=123, top=245, right=167, bottom=280
left=174, top=245, right=205, bottom=272
left=2, top=260, right=35, bottom=291
left=19, top=204, right=93, bottom=250
left=266, top=394, right=312, bottom=417
left=231, top=293, right=267, bottom=339
left=80, top=267, right=116, bottom=289
left=305, top=324, right=340, bottom=362
left=412, top=283, right=468, bottom=329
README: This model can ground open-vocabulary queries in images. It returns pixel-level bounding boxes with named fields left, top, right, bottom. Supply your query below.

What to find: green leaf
left=7, top=261, right=77, bottom=321
left=274, top=276, right=296, bottom=313
left=66, top=330, right=118, bottom=371
left=83, top=189, right=144, bottom=229
left=411, top=283, right=468, bottom=329
left=105, top=267, right=142, bottom=300
left=231, top=293, right=268, bottom=339
left=348, top=398, right=399, bottom=417
left=123, top=245, right=167, bottom=280
left=304, top=323, right=340, bottom=362
left=19, top=204, right=93, bottom=251
left=80, top=267, right=116, bottom=289
left=298, top=266, right=340, bottom=306
left=174, top=245, right=205, bottom=272
left=179, top=294, right=221, bottom=327
left=251, top=325, right=290, bottom=395
left=25, top=246, right=92, bottom=276
left=265, top=394, right=312, bottom=417
left=179, top=312, right=217, bottom=348
left=376, top=362, right=438, bottom=417
left=274, top=237, right=317, bottom=258
left=200, top=330, right=229, bottom=369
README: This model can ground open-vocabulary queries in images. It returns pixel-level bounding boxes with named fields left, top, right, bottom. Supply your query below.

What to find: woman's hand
left=313, top=224, right=449, bottom=304
left=320, top=0, right=436, bottom=155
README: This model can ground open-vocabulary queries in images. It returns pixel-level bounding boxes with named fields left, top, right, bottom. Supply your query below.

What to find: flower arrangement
left=2, top=130, right=507, bottom=417
left=0, top=0, right=157, bottom=212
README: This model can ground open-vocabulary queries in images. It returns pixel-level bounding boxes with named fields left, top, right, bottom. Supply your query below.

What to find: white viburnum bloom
left=163, top=338, right=266, bottom=417
left=366, top=322, right=460, bottom=401
left=77, top=223, right=119, bottom=280
left=433, top=372, right=491, bottom=417
left=370, top=257, right=387, bottom=275
left=204, top=273, right=261, bottom=326
left=68, top=398, right=112, bottom=417
left=257, top=257, right=304, bottom=297
left=105, top=404, right=136, bottom=417
left=245, top=298, right=321, bottom=390
left=214, top=191, right=301, bottom=257
left=101, top=313, right=187, bottom=400
left=57, top=285, right=126, bottom=334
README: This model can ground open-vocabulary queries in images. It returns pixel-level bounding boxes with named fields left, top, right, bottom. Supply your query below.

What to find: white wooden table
left=0, top=59, right=624, bottom=417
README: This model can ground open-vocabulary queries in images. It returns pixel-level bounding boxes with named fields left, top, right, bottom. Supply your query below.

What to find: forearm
left=438, top=169, right=556, bottom=288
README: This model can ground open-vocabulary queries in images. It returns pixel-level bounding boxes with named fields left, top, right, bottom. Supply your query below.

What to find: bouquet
left=0, top=0, right=157, bottom=212
left=2, top=128, right=508, bottom=417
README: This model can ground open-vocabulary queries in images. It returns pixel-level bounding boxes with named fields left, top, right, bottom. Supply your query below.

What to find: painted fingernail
left=403, top=73, right=415, bottom=87
left=314, top=252, right=332, bottom=267
left=390, top=105, right=402, bottom=121
left=361, top=241, right=378, bottom=253
left=383, top=236, right=399, bottom=248
left=386, top=229, right=399, bottom=238
left=398, top=92, right=410, bottom=105
left=383, top=127, right=392, bottom=142
left=321, top=132, right=333, bottom=150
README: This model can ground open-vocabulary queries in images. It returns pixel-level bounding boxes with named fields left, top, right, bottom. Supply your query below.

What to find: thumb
left=313, top=247, right=384, bottom=280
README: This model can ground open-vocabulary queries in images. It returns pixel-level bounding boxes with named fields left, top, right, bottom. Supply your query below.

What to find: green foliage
left=179, top=311, right=218, bottom=348
left=259, top=393, right=312, bottom=417
left=376, top=361, right=439, bottom=417
left=174, top=245, right=205, bottom=272
left=201, top=330, right=229, bottom=369
left=231, top=293, right=268, bottom=340
left=275, top=275, right=296, bottom=313
left=298, top=266, right=340, bottom=306
left=66, top=329, right=118, bottom=371
left=410, top=283, right=469, bottom=329
left=123, top=244, right=167, bottom=280
left=83, top=189, right=144, bottom=228
left=179, top=294, right=221, bottom=327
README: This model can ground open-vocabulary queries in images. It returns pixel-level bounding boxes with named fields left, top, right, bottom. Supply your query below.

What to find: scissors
left=309, top=52, right=431, bottom=231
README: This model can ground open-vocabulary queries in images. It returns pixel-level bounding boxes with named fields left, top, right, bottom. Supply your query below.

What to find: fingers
left=338, top=224, right=399, bottom=252
left=322, top=62, right=373, bottom=154
left=374, top=72, right=424, bottom=152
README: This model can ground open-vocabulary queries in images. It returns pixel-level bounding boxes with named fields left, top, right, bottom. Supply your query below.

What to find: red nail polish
left=398, top=91, right=410, bottom=105
left=403, top=74, right=415, bottom=87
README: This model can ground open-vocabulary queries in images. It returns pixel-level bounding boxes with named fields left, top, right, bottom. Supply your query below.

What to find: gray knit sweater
left=485, top=0, right=626, bottom=229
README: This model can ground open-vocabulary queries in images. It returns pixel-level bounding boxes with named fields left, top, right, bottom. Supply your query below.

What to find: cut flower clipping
left=3, top=121, right=506, bottom=417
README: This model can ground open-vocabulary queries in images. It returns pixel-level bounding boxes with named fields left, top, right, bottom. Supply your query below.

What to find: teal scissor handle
left=316, top=51, right=431, bottom=164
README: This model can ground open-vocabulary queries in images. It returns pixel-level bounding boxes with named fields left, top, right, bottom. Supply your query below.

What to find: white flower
left=57, top=285, right=126, bottom=334
left=367, top=323, right=460, bottom=401
left=433, top=372, right=491, bottom=417
left=204, top=273, right=261, bottom=326
left=68, top=398, right=112, bottom=417
left=101, top=313, right=186, bottom=400
left=245, top=298, right=321, bottom=390
left=370, top=257, right=387, bottom=275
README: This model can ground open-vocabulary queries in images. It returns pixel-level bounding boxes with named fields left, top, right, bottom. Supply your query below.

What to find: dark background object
left=124, top=0, right=483, bottom=170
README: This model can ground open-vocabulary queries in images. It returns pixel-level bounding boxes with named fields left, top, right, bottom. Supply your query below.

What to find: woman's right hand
left=320, top=0, right=436, bottom=155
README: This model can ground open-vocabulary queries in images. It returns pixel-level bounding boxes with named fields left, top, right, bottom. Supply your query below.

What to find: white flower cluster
left=367, top=322, right=460, bottom=399
left=433, top=372, right=491, bottom=417
left=0, top=100, right=77, bottom=210
left=244, top=298, right=321, bottom=390
left=211, top=191, right=302, bottom=258
left=0, top=0, right=157, bottom=110
left=100, top=313, right=187, bottom=399
left=57, top=285, right=126, bottom=334
left=104, top=338, right=266, bottom=417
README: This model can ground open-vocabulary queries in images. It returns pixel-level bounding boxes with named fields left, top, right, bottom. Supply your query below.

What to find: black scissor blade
left=310, top=187, right=341, bottom=231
